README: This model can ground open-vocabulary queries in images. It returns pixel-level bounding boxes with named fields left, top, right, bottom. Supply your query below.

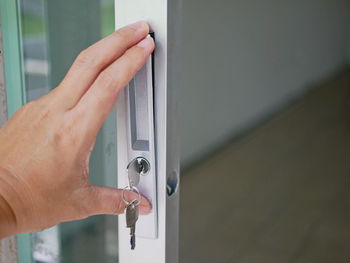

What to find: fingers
left=73, top=36, right=155, bottom=139
left=85, top=186, right=152, bottom=216
left=56, top=21, right=150, bottom=109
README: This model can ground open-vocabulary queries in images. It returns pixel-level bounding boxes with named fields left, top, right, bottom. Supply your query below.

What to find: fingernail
left=137, top=37, right=153, bottom=49
left=128, top=21, right=146, bottom=30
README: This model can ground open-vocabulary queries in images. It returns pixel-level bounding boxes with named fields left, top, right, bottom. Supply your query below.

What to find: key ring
left=122, top=186, right=141, bottom=206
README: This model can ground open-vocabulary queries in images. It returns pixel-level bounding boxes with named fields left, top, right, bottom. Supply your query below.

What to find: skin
left=0, top=21, right=153, bottom=238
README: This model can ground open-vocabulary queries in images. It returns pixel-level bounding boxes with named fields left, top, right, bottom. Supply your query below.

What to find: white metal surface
left=115, top=0, right=181, bottom=262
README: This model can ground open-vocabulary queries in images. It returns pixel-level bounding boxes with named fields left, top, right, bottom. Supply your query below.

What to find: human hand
left=0, top=21, right=154, bottom=238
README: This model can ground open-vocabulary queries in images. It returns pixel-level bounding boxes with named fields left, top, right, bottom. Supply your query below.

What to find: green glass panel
left=0, top=0, right=32, bottom=262
left=18, top=0, right=118, bottom=262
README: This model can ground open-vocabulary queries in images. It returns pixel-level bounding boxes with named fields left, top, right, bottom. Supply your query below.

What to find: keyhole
left=135, top=157, right=150, bottom=175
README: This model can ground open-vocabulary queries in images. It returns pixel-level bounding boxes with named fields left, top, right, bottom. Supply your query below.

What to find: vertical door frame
left=115, top=1, right=181, bottom=262
left=0, top=12, right=18, bottom=263
left=0, top=0, right=26, bottom=116
left=0, top=1, right=32, bottom=263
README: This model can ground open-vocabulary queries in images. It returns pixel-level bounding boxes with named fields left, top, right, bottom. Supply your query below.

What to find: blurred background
left=179, top=1, right=350, bottom=263
left=13, top=0, right=350, bottom=262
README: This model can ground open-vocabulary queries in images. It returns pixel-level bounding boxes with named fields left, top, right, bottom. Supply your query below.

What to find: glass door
left=1, top=0, right=181, bottom=262
left=2, top=0, right=118, bottom=262
left=21, top=0, right=118, bottom=262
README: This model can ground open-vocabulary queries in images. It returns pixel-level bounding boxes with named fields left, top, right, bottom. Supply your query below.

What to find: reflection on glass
left=21, top=0, right=49, bottom=102
left=20, top=0, right=117, bottom=262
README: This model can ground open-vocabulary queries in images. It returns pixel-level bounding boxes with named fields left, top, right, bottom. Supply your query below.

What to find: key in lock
left=127, top=157, right=150, bottom=188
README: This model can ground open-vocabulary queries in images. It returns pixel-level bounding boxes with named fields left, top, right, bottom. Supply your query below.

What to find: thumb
left=85, top=186, right=152, bottom=216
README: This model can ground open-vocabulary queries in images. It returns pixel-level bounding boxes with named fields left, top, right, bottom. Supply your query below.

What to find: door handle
left=125, top=33, right=157, bottom=239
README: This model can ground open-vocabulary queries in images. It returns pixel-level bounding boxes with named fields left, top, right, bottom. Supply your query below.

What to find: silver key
left=127, top=160, right=140, bottom=188
left=125, top=199, right=139, bottom=250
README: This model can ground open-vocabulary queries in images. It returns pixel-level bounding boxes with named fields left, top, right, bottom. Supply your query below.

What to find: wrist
left=0, top=167, right=19, bottom=238
left=0, top=191, right=17, bottom=238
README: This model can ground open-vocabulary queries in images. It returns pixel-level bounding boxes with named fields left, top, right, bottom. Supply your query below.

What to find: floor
left=180, top=69, right=350, bottom=263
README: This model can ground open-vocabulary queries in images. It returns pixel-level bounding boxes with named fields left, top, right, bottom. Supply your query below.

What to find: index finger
left=56, top=21, right=150, bottom=109
left=73, top=36, right=155, bottom=142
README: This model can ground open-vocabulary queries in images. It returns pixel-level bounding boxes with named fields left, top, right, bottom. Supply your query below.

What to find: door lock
left=127, top=157, right=150, bottom=176
left=127, top=157, right=150, bottom=188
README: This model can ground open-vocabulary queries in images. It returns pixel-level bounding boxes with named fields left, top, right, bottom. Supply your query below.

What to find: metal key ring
left=122, top=186, right=141, bottom=206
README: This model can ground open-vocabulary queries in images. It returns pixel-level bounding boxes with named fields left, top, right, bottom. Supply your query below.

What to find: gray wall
left=180, top=0, right=350, bottom=166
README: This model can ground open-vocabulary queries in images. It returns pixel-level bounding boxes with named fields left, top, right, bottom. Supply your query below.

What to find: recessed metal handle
left=125, top=39, right=158, bottom=239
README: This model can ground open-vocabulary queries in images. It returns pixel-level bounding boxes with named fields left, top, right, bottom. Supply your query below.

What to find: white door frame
left=115, top=1, right=181, bottom=262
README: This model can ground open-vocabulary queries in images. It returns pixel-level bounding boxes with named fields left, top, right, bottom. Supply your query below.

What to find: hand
left=0, top=21, right=153, bottom=238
